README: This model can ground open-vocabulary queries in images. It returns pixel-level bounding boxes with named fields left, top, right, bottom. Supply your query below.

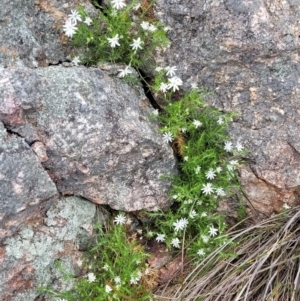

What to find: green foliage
left=41, top=223, right=153, bottom=301
left=146, top=85, right=245, bottom=261
left=71, top=2, right=168, bottom=68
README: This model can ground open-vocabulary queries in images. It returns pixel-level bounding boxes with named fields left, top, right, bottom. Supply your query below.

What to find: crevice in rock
left=48, top=60, right=64, bottom=66
left=138, top=68, right=163, bottom=111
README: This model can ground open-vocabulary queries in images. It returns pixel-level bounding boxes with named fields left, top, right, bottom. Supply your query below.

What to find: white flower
left=236, top=141, right=244, bottom=152
left=152, top=109, right=159, bottom=116
left=111, top=0, right=126, bottom=10
left=156, top=233, right=165, bottom=242
left=184, top=199, right=193, bottom=204
left=137, top=229, right=143, bottom=235
left=130, top=37, right=143, bottom=50
left=191, top=82, right=199, bottom=90
left=68, top=10, right=82, bottom=24
left=167, top=76, right=183, bottom=92
left=103, top=264, right=109, bottom=271
left=283, top=203, right=291, bottom=210
left=130, top=274, right=140, bottom=284
left=133, top=2, right=141, bottom=10
left=216, top=187, right=226, bottom=197
left=155, top=66, right=164, bottom=72
left=172, top=194, right=178, bottom=199
left=164, top=26, right=172, bottom=31
left=201, top=212, right=208, bottom=217
left=148, top=24, right=157, bottom=32
left=171, top=238, right=180, bottom=248
left=83, top=16, right=93, bottom=26
left=63, top=19, right=78, bottom=37
left=105, top=284, right=112, bottom=293
left=205, top=168, right=216, bottom=180
left=197, top=249, right=205, bottom=256
left=215, top=166, right=222, bottom=173
left=165, top=66, right=177, bottom=77
left=183, top=156, right=189, bottom=161
left=114, top=276, right=121, bottom=284
left=193, top=119, right=202, bottom=128
left=147, top=231, right=154, bottom=237
left=173, top=218, right=188, bottom=231
left=141, top=21, right=150, bottom=30
left=209, top=225, right=218, bottom=237
left=195, top=166, right=201, bottom=174
left=57, top=298, right=67, bottom=301
left=107, top=34, right=120, bottom=48
left=224, top=141, right=233, bottom=152
left=201, top=235, right=209, bottom=243
left=181, top=127, right=187, bottom=133
left=126, top=217, right=132, bottom=225
left=201, top=183, right=214, bottom=195
left=71, top=56, right=80, bottom=66
left=189, top=210, right=197, bottom=219
left=118, top=66, right=133, bottom=77
left=159, top=82, right=169, bottom=93
left=114, top=213, right=126, bottom=225
left=87, top=272, right=96, bottom=283
left=162, top=132, right=173, bottom=143
left=217, top=117, right=224, bottom=125
left=77, top=259, right=83, bottom=267
left=227, top=160, right=238, bottom=171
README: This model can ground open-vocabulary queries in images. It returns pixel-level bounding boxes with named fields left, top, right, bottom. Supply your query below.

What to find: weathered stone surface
left=1, top=196, right=96, bottom=301
left=0, top=121, right=58, bottom=240
left=0, top=66, right=176, bottom=211
left=155, top=0, right=300, bottom=215
left=0, top=0, right=97, bottom=68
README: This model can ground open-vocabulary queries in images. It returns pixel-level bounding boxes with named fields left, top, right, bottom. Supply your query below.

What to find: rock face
left=0, top=66, right=175, bottom=211
left=1, top=196, right=96, bottom=301
left=155, top=0, right=300, bottom=216
left=0, top=0, right=96, bottom=68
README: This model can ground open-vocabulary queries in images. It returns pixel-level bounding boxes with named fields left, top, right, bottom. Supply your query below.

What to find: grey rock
left=1, top=196, right=96, bottom=301
left=155, top=0, right=300, bottom=215
left=0, top=66, right=176, bottom=211
left=0, top=121, right=58, bottom=240
left=0, top=0, right=97, bottom=68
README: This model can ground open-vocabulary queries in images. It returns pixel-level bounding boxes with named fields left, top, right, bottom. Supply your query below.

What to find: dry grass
left=154, top=207, right=300, bottom=301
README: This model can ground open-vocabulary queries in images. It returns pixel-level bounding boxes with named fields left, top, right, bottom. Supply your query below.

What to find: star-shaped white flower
left=193, top=119, right=202, bottom=128
left=283, top=203, right=291, bottom=210
left=159, top=82, right=169, bottom=93
left=162, top=132, right=173, bottom=143
left=141, top=21, right=150, bottom=30
left=105, top=284, right=112, bottom=293
left=195, top=166, right=201, bottom=174
left=197, top=249, right=205, bottom=256
left=209, top=225, right=218, bottom=237
left=183, top=156, right=189, bottom=161
left=165, top=66, right=177, bottom=77
left=114, top=276, right=121, bottom=284
left=215, top=166, right=222, bottom=173
left=83, top=16, right=93, bottom=26
left=167, top=76, right=183, bottom=92
left=63, top=19, right=78, bottom=37
left=171, top=238, right=180, bottom=248
left=107, top=34, right=120, bottom=48
left=148, top=24, right=157, bottom=32
left=191, top=82, right=199, bottom=90
left=205, top=168, right=216, bottom=180
left=173, top=218, right=188, bottom=231
left=87, top=272, right=96, bottom=283
left=114, top=213, right=126, bottom=225
left=189, top=210, right=197, bottom=219
left=201, top=183, right=214, bottom=195
left=72, top=56, right=80, bottom=66
left=118, top=66, right=133, bottom=77
left=217, top=117, right=224, bottom=125
left=201, top=234, right=209, bottom=243
left=68, top=10, right=82, bottom=24
left=156, top=233, right=165, bottom=242
left=111, top=0, right=126, bottom=10
left=236, top=141, right=244, bottom=152
left=152, top=109, right=159, bottom=116
left=224, top=141, right=233, bottom=152
left=216, top=187, right=226, bottom=196
left=130, top=37, right=143, bottom=50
